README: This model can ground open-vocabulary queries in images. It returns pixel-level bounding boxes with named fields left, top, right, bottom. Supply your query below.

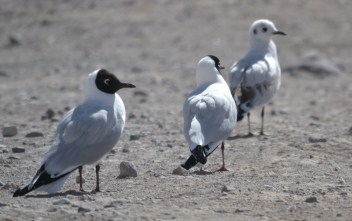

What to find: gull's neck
left=249, top=38, right=277, bottom=58
left=84, top=89, right=117, bottom=106
left=196, top=68, right=220, bottom=86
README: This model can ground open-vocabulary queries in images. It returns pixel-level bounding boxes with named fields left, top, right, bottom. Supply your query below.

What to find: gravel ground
left=1, top=1, right=352, bottom=220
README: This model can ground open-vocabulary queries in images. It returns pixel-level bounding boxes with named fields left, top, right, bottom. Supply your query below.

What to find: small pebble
left=47, top=207, right=58, bottom=212
left=263, top=185, right=273, bottom=190
left=2, top=126, right=18, bottom=137
left=299, top=158, right=318, bottom=167
left=6, top=36, right=21, bottom=47
left=0, top=202, right=7, bottom=207
left=122, top=147, right=130, bottom=153
left=0, top=144, right=8, bottom=153
left=128, top=113, right=136, bottom=119
left=0, top=180, right=5, bottom=187
left=308, top=136, right=327, bottom=143
left=118, top=161, right=138, bottom=178
left=348, top=127, right=352, bottom=135
left=133, top=90, right=148, bottom=97
left=41, top=109, right=55, bottom=120
left=172, top=166, right=188, bottom=176
left=52, top=198, right=71, bottom=205
left=221, top=185, right=236, bottom=193
left=129, top=135, right=140, bottom=141
left=12, top=147, right=25, bottom=153
left=305, top=196, right=318, bottom=203
left=0, top=71, right=9, bottom=77
left=110, top=149, right=117, bottom=154
left=7, top=156, right=19, bottom=160
left=78, top=206, right=91, bottom=213
left=25, top=132, right=44, bottom=138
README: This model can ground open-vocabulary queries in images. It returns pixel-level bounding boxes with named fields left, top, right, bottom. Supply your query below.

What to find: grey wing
left=43, top=105, right=115, bottom=177
left=229, top=60, right=246, bottom=97
left=238, top=60, right=270, bottom=106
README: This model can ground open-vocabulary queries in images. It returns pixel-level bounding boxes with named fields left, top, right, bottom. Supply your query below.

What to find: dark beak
left=120, top=82, right=136, bottom=89
left=219, top=65, right=225, bottom=70
left=273, top=31, right=287, bottom=36
left=115, top=82, right=136, bottom=92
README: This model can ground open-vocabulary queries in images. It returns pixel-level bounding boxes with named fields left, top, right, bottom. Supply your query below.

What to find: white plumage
left=182, top=55, right=237, bottom=171
left=229, top=19, right=286, bottom=135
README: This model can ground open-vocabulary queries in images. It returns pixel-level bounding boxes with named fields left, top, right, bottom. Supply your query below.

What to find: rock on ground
left=118, top=161, right=138, bottom=178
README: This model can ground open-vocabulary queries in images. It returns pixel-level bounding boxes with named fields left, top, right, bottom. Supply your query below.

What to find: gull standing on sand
left=229, top=19, right=286, bottom=135
left=178, top=55, right=237, bottom=172
left=13, top=69, right=135, bottom=197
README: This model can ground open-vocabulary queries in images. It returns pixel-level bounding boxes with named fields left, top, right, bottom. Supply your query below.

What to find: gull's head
left=85, top=69, right=135, bottom=98
left=196, top=55, right=225, bottom=86
left=249, top=19, right=286, bottom=43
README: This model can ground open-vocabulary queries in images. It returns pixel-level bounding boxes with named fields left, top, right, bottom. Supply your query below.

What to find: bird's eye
left=253, top=29, right=257, bottom=35
left=262, top=27, right=268, bottom=32
left=104, top=79, right=110, bottom=85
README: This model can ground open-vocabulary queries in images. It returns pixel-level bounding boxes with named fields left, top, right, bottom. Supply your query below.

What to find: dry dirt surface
left=1, top=1, right=352, bottom=220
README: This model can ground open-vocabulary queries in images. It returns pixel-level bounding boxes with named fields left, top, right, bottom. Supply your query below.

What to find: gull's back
left=183, top=81, right=237, bottom=152
left=43, top=96, right=125, bottom=178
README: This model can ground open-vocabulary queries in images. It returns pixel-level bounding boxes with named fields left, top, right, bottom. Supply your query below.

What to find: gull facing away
left=13, top=69, right=135, bottom=197
left=229, top=19, right=286, bottom=136
left=181, top=55, right=237, bottom=172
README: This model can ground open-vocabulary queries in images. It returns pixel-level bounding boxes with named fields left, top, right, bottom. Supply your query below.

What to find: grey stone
left=52, top=198, right=71, bottom=205
left=2, top=126, right=18, bottom=137
left=25, top=131, right=44, bottom=138
left=133, top=90, right=148, bottom=97
left=221, top=185, right=236, bottom=193
left=118, top=161, right=137, bottom=178
left=0, top=71, right=8, bottom=77
left=122, top=147, right=130, bottom=153
left=308, top=136, right=327, bottom=143
left=0, top=144, right=6, bottom=151
left=172, top=166, right=188, bottom=176
left=0, top=202, right=7, bottom=207
left=42, top=109, right=55, bottom=120
left=298, top=158, right=318, bottom=167
left=110, top=149, right=117, bottom=154
left=305, top=196, right=318, bottom=203
left=129, top=135, right=140, bottom=141
left=78, top=206, right=91, bottom=213
left=0, top=180, right=5, bottom=187
left=12, top=147, right=25, bottom=153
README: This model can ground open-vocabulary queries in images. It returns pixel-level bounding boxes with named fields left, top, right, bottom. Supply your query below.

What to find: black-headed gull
left=13, top=69, right=135, bottom=197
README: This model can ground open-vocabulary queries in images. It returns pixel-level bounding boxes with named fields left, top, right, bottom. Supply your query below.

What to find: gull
left=181, top=55, right=237, bottom=172
left=229, top=19, right=286, bottom=136
left=13, top=69, right=135, bottom=197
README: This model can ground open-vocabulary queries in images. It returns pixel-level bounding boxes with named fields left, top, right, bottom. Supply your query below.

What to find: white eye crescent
left=104, top=79, right=110, bottom=85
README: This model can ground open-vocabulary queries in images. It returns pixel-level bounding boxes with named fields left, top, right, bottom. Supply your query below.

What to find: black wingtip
left=13, top=186, right=31, bottom=197
left=237, top=107, right=246, bottom=122
left=237, top=113, right=244, bottom=122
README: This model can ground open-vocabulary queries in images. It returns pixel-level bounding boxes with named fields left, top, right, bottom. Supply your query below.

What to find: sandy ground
left=1, top=0, right=352, bottom=220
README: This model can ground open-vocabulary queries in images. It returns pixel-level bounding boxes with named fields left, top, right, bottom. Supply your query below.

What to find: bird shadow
left=24, top=190, right=91, bottom=198
left=191, top=170, right=214, bottom=176
left=227, top=133, right=256, bottom=140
